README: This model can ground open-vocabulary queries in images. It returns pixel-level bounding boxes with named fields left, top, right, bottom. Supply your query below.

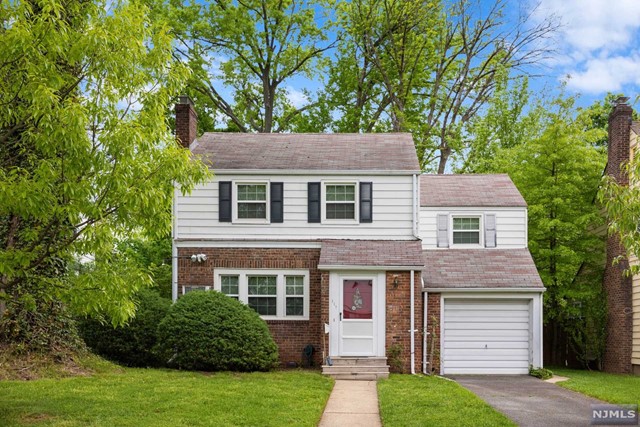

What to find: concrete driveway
left=450, top=375, right=605, bottom=427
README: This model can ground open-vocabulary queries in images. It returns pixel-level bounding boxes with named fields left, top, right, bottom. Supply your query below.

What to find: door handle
left=340, top=313, right=342, bottom=321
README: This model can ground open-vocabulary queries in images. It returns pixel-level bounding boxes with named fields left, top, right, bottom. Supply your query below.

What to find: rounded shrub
left=78, top=289, right=171, bottom=367
left=155, top=291, right=278, bottom=371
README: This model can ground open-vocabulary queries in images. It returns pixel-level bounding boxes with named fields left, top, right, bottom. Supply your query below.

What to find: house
left=603, top=98, right=640, bottom=375
left=172, top=97, right=545, bottom=377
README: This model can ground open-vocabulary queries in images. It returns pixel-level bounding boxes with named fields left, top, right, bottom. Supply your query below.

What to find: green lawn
left=0, top=368, right=333, bottom=426
left=377, top=374, right=515, bottom=427
left=551, top=368, right=640, bottom=406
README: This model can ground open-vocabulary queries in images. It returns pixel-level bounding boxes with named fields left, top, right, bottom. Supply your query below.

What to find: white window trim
left=321, top=180, right=359, bottom=224
left=450, top=214, right=483, bottom=248
left=182, top=285, right=211, bottom=295
left=214, top=269, right=310, bottom=320
left=232, top=181, right=270, bottom=224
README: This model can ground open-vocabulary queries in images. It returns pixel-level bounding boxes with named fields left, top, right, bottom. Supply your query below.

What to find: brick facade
left=425, top=293, right=441, bottom=373
left=177, top=247, right=423, bottom=372
left=175, top=97, right=197, bottom=148
left=177, top=247, right=324, bottom=367
left=385, top=271, right=423, bottom=373
left=603, top=100, right=634, bottom=374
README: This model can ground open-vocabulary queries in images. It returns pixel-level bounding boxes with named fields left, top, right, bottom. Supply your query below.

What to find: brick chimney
left=603, top=95, right=634, bottom=374
left=175, top=96, right=197, bottom=148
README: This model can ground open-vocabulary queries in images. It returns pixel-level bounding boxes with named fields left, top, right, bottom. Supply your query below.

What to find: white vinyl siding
left=442, top=299, right=532, bottom=375
left=420, top=207, right=527, bottom=249
left=175, top=174, right=415, bottom=240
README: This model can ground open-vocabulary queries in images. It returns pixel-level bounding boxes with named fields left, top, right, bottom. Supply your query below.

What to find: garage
left=442, top=298, right=532, bottom=375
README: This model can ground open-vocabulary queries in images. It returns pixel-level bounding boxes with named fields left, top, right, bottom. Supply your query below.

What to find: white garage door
left=442, top=299, right=531, bottom=375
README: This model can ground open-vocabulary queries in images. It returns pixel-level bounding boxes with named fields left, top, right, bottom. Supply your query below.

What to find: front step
left=322, top=357, right=390, bottom=380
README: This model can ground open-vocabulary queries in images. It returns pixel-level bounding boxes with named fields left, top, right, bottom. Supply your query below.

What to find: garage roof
left=422, top=249, right=544, bottom=289
left=319, top=240, right=424, bottom=270
left=420, top=174, right=527, bottom=207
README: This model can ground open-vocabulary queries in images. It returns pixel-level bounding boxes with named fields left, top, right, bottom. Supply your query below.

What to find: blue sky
left=514, top=0, right=640, bottom=108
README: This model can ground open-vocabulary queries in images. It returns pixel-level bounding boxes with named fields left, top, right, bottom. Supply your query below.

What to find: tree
left=157, top=0, right=335, bottom=133
left=0, top=0, right=209, bottom=352
left=487, top=96, right=607, bottom=365
left=326, top=0, right=558, bottom=172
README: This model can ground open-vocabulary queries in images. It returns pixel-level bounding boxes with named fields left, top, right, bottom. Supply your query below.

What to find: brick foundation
left=177, top=247, right=424, bottom=373
left=425, top=292, right=441, bottom=373
left=385, top=271, right=423, bottom=373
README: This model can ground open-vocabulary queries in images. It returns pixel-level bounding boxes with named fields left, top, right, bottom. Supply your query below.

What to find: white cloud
left=285, top=86, right=309, bottom=109
left=565, top=54, right=640, bottom=93
left=536, top=0, right=640, bottom=53
left=533, top=0, right=640, bottom=95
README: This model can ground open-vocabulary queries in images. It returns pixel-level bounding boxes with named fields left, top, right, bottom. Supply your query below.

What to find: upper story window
left=218, top=180, right=283, bottom=224
left=214, top=269, right=309, bottom=320
left=326, top=184, right=356, bottom=220
left=452, top=216, right=481, bottom=245
left=237, top=183, right=267, bottom=219
left=437, top=213, right=494, bottom=248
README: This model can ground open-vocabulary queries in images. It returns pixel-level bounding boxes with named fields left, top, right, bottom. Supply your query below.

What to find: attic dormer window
left=452, top=216, right=481, bottom=245
left=237, top=183, right=267, bottom=219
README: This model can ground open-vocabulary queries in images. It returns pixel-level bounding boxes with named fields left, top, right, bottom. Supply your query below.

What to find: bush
left=155, top=291, right=279, bottom=371
left=78, top=290, right=171, bottom=367
left=529, top=366, right=553, bottom=380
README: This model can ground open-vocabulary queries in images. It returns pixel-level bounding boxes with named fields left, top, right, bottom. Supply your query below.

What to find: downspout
left=171, top=190, right=178, bottom=302
left=412, top=175, right=420, bottom=239
left=423, top=283, right=428, bottom=374
left=410, top=269, right=415, bottom=374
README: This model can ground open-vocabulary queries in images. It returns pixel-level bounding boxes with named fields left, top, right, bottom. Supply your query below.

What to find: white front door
left=329, top=272, right=386, bottom=357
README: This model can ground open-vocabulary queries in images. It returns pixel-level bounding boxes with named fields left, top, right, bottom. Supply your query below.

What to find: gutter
left=422, top=287, right=546, bottom=293
left=412, top=174, right=419, bottom=238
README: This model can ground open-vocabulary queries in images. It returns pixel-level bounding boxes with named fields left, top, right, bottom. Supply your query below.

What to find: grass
left=378, top=374, right=515, bottom=427
left=551, top=367, right=640, bottom=406
left=0, top=366, right=333, bottom=426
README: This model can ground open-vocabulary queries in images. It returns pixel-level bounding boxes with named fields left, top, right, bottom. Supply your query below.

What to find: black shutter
left=360, top=182, right=373, bottom=223
left=308, top=182, right=321, bottom=223
left=270, top=182, right=283, bottom=223
left=219, top=181, right=232, bottom=222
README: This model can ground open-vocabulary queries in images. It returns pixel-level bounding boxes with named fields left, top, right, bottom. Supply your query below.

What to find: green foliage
left=477, top=94, right=608, bottom=365
left=1, top=296, right=85, bottom=356
left=116, top=235, right=172, bottom=299
left=0, top=370, right=333, bottom=426
left=156, top=291, right=279, bottom=372
left=529, top=366, right=553, bottom=380
left=326, top=0, right=558, bottom=172
left=154, top=0, right=335, bottom=133
left=0, top=0, right=210, bottom=348
left=386, top=343, right=404, bottom=373
left=78, top=290, right=171, bottom=367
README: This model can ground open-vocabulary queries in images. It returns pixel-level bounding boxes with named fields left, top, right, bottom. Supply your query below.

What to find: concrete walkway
left=451, top=375, right=606, bottom=427
left=318, top=380, right=382, bottom=427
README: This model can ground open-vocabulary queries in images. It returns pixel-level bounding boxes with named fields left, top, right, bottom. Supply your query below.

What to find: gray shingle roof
left=191, top=133, right=420, bottom=172
left=319, top=240, right=424, bottom=268
left=420, top=174, right=527, bottom=207
left=423, top=249, right=544, bottom=289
